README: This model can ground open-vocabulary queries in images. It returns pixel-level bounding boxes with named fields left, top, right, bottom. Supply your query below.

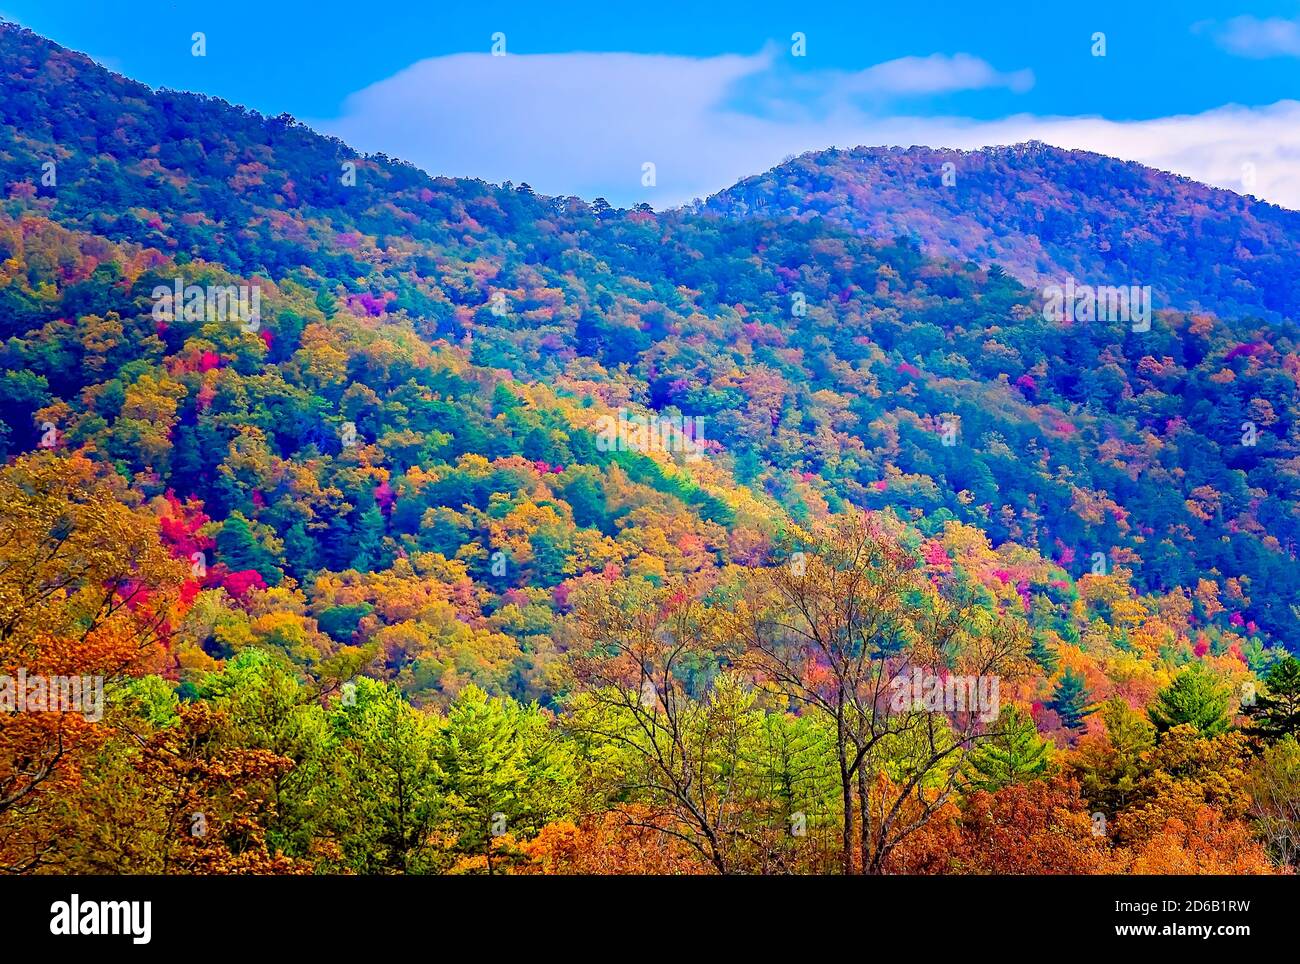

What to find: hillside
left=2, top=22, right=1298, bottom=646
left=704, top=143, right=1300, bottom=320
left=0, top=20, right=1297, bottom=877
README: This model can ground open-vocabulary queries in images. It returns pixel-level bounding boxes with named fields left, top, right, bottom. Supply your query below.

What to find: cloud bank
left=1204, top=16, right=1300, bottom=58
left=318, top=50, right=1300, bottom=210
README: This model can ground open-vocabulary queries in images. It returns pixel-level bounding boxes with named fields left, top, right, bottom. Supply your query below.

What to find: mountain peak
left=706, top=140, right=1300, bottom=318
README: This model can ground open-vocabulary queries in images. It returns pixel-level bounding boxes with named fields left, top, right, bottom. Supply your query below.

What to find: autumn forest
left=1, top=20, right=1299, bottom=880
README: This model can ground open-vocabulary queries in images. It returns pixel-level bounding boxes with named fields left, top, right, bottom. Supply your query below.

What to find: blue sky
left=4, top=0, right=1300, bottom=207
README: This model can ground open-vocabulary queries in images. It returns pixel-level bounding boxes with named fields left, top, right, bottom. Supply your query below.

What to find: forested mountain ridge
left=2, top=22, right=1297, bottom=646
left=704, top=142, right=1300, bottom=320
left=1, top=21, right=1298, bottom=876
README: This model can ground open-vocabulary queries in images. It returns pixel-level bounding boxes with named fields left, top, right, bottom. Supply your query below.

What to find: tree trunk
left=857, top=763, right=873, bottom=875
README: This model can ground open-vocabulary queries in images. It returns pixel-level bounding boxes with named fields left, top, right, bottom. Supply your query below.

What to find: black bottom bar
left=0, top=873, right=1281, bottom=951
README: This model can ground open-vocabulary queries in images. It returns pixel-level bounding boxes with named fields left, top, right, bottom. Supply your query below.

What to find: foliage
left=0, top=23, right=1293, bottom=875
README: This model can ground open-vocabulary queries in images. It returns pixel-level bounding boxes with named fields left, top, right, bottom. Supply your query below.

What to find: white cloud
left=1206, top=16, right=1300, bottom=58
left=319, top=50, right=776, bottom=204
left=315, top=50, right=1300, bottom=211
left=833, top=53, right=1034, bottom=96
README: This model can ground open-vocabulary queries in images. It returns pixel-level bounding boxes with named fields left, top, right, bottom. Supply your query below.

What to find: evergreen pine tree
left=322, top=513, right=354, bottom=571
left=349, top=504, right=389, bottom=572
left=317, top=602, right=374, bottom=643
left=282, top=521, right=320, bottom=582
left=1047, top=667, right=1093, bottom=729
left=1029, top=632, right=1060, bottom=672
left=559, top=471, right=605, bottom=530
left=1245, top=656, right=1300, bottom=742
left=314, top=286, right=337, bottom=319
left=965, top=704, right=1052, bottom=791
left=435, top=685, right=527, bottom=873
left=215, top=512, right=281, bottom=585
left=491, top=382, right=519, bottom=415
left=1148, top=663, right=1231, bottom=737
left=528, top=525, right=570, bottom=586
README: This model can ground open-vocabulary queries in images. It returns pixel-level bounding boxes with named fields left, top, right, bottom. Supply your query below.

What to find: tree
left=1115, top=725, right=1252, bottom=844
left=1047, top=667, right=1093, bottom=730
left=521, top=809, right=707, bottom=875
left=527, top=524, right=570, bottom=586
left=215, top=513, right=281, bottom=586
left=1244, top=655, right=1300, bottom=742
left=1028, top=632, right=1059, bottom=672
left=1073, top=697, right=1156, bottom=817
left=946, top=777, right=1115, bottom=874
left=349, top=504, right=389, bottom=572
left=314, top=287, right=337, bottom=318
left=53, top=701, right=307, bottom=874
left=568, top=577, right=755, bottom=874
left=738, top=709, right=842, bottom=874
left=281, top=522, right=320, bottom=582
left=435, top=684, right=574, bottom=874
left=1246, top=735, right=1300, bottom=869
left=964, top=704, right=1052, bottom=791
left=186, top=648, right=337, bottom=860
left=1148, top=664, right=1231, bottom=737
left=1125, top=806, right=1276, bottom=875
left=317, top=603, right=373, bottom=643
left=0, top=452, right=187, bottom=872
left=729, top=510, right=1032, bottom=874
left=558, top=469, right=606, bottom=530
left=324, top=678, right=446, bottom=874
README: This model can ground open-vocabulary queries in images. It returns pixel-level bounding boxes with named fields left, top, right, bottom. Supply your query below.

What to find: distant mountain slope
left=1, top=20, right=1298, bottom=655
left=703, top=143, right=1300, bottom=320
left=0, top=20, right=561, bottom=280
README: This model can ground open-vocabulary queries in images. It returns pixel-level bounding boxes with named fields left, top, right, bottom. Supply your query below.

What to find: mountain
left=704, top=143, right=1300, bottom=320
left=0, top=19, right=1297, bottom=655
left=0, top=20, right=1295, bottom=878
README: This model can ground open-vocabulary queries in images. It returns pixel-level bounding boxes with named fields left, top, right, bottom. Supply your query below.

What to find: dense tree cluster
left=705, top=142, right=1300, bottom=319
left=0, top=453, right=1291, bottom=874
left=0, top=22, right=1296, bottom=874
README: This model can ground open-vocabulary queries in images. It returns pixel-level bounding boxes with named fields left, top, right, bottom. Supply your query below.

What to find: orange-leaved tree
left=0, top=451, right=187, bottom=871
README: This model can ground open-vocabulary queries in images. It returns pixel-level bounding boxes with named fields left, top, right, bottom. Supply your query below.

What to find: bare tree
left=567, top=578, right=754, bottom=874
left=1247, top=737, right=1300, bottom=870
left=729, top=510, right=1031, bottom=874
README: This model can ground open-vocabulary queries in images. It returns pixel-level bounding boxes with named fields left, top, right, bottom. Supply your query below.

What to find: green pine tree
left=1147, top=663, right=1232, bottom=737
left=965, top=704, right=1052, bottom=791
left=1245, top=655, right=1300, bottom=742
left=349, top=504, right=389, bottom=572
left=282, top=521, right=320, bottom=582
left=314, top=286, right=337, bottom=319
left=317, top=602, right=374, bottom=643
left=435, top=686, right=573, bottom=874
left=491, top=382, right=519, bottom=415
left=326, top=678, right=447, bottom=874
left=1047, top=667, right=1093, bottom=729
left=559, top=470, right=606, bottom=530
left=322, top=513, right=354, bottom=571
left=528, top=524, right=570, bottom=586
left=215, top=512, right=281, bottom=585
left=1029, top=632, right=1060, bottom=672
